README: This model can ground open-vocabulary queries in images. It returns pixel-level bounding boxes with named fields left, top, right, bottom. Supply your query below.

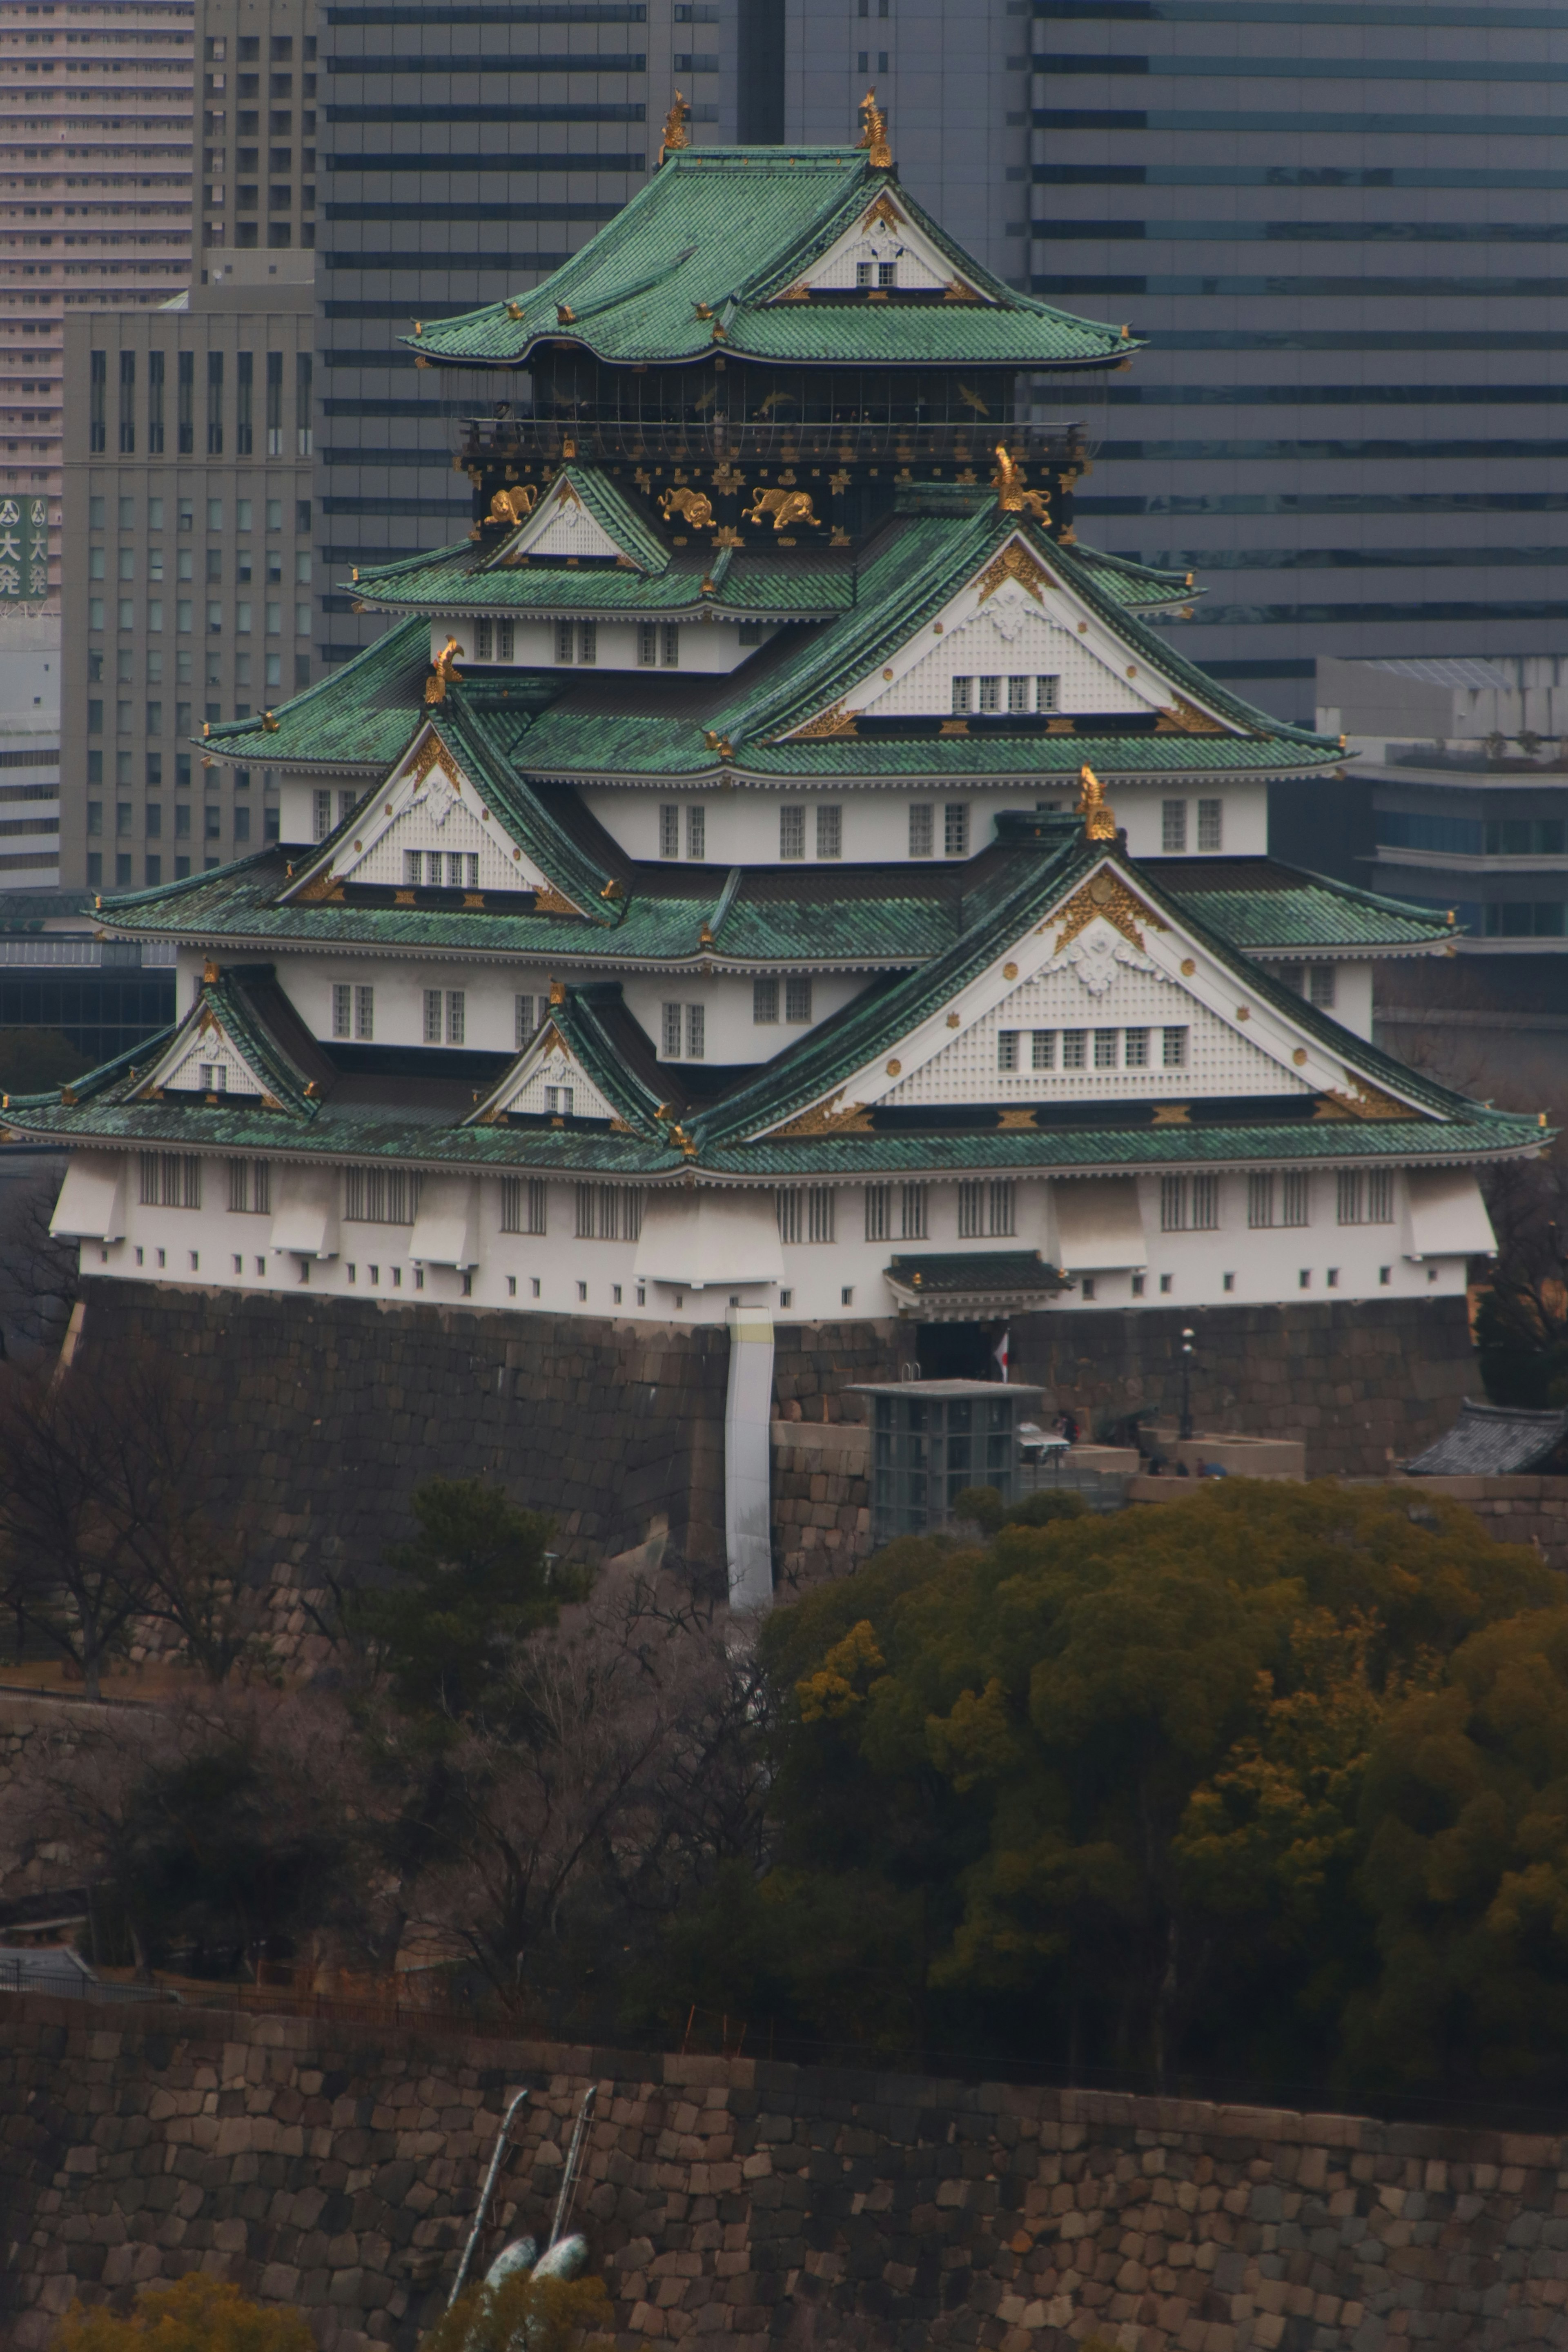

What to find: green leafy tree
left=1347, top=1604, right=1568, bottom=2095
left=351, top=1478, right=571, bottom=1722
left=51, top=2276, right=314, bottom=2352
left=753, top=1481, right=1553, bottom=2085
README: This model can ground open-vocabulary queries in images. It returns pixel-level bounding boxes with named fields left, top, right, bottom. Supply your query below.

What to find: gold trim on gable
left=1049, top=867, right=1167, bottom=956
left=1154, top=696, right=1229, bottom=736
left=790, top=699, right=859, bottom=739
left=412, top=731, right=462, bottom=789
left=532, top=882, right=583, bottom=916
left=1318, top=1076, right=1411, bottom=1122
left=976, top=541, right=1052, bottom=606
left=772, top=1093, right=875, bottom=1137
left=298, top=873, right=345, bottom=903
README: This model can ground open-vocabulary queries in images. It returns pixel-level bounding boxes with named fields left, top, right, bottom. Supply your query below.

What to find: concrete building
left=56, top=0, right=318, bottom=892
left=1313, top=654, right=1568, bottom=1121
left=314, top=0, right=739, bottom=667
left=0, top=0, right=194, bottom=600
left=783, top=0, right=1568, bottom=726
left=0, top=611, right=60, bottom=886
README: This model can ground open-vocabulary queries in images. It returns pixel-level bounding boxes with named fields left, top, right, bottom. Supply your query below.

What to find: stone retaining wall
left=1400, top=1474, right=1568, bottom=1572
left=5, top=1993, right=1568, bottom=2352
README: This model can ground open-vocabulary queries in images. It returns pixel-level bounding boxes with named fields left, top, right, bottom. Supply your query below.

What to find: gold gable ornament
left=1154, top=695, right=1228, bottom=736
left=1049, top=864, right=1165, bottom=957
left=977, top=541, right=1051, bottom=606
left=424, top=636, right=464, bottom=705
left=1077, top=764, right=1117, bottom=843
left=857, top=87, right=891, bottom=169
left=791, top=700, right=858, bottom=740
left=774, top=1092, right=875, bottom=1137
left=659, top=89, right=691, bottom=165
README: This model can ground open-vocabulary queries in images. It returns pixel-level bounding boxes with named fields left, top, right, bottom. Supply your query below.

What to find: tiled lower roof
left=1404, top=1398, right=1568, bottom=1477
left=1159, top=860, right=1454, bottom=952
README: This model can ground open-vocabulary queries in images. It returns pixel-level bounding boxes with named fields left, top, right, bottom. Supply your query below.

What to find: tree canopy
left=50, top=2276, right=314, bottom=2352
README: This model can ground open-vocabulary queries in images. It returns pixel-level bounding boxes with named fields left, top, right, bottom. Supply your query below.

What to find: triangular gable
left=468, top=1018, right=622, bottom=1127
left=284, top=724, right=586, bottom=910
left=785, top=535, right=1237, bottom=737
left=773, top=188, right=986, bottom=301
left=758, top=856, right=1433, bottom=1137
left=138, top=1003, right=281, bottom=1105
left=488, top=472, right=641, bottom=568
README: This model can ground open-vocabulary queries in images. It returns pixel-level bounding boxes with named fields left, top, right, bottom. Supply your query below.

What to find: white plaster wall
left=619, top=970, right=865, bottom=1062
left=576, top=779, right=1270, bottom=866
left=74, top=1164, right=1472, bottom=1327
left=432, top=616, right=767, bottom=676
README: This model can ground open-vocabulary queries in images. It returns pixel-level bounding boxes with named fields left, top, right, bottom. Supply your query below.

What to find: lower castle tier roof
left=204, top=497, right=1341, bottom=789
left=93, top=846, right=1455, bottom=969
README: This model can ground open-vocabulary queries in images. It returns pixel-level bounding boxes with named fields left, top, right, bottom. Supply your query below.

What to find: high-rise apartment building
left=56, top=0, right=317, bottom=891
left=788, top=0, right=1568, bottom=726
left=316, top=0, right=790, bottom=665
left=0, top=0, right=194, bottom=596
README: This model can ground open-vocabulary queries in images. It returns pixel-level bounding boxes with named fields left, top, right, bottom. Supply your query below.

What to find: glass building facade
left=316, top=0, right=754, bottom=664
left=1023, top=0, right=1568, bottom=722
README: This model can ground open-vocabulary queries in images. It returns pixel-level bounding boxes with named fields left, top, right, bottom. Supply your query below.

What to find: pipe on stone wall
left=724, top=1303, right=775, bottom=1611
left=448, top=2085, right=529, bottom=2309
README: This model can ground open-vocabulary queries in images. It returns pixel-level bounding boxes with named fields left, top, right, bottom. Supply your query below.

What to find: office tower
left=784, top=0, right=1027, bottom=284
left=1022, top=0, right=1568, bottom=722
left=0, top=0, right=194, bottom=595
left=315, top=0, right=735, bottom=667
left=788, top=0, right=1568, bottom=726
left=0, top=610, right=61, bottom=885
left=56, top=0, right=318, bottom=891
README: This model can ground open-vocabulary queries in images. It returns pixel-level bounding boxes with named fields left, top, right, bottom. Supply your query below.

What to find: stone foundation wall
left=73, top=1283, right=732, bottom=1636
left=1401, top=1474, right=1568, bottom=1571
left=6, top=1993, right=1568, bottom=2352
left=1013, top=1297, right=1475, bottom=1481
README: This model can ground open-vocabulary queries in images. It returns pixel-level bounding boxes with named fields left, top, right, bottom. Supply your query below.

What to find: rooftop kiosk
left=853, top=1381, right=1045, bottom=1546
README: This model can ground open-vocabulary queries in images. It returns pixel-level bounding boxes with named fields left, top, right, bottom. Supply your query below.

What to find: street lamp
left=1179, top=1326, right=1195, bottom=1443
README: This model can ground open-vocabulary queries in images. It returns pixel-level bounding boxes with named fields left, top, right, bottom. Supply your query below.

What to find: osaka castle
left=22, top=109, right=1529, bottom=1363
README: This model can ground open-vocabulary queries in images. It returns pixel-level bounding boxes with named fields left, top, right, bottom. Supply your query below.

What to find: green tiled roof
left=204, top=618, right=435, bottom=773
left=351, top=535, right=858, bottom=621
left=405, top=148, right=1136, bottom=375
left=1159, top=860, right=1455, bottom=953
left=511, top=465, right=674, bottom=576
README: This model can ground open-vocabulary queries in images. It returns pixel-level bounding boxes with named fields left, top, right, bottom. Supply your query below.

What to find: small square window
left=1159, top=1273, right=1172, bottom=1295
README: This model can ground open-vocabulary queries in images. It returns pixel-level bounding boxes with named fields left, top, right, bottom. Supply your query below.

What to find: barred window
left=227, top=1157, right=270, bottom=1213
left=313, top=788, right=331, bottom=841
left=944, top=803, right=969, bottom=858
left=1162, top=800, right=1187, bottom=854
left=544, top=1084, right=574, bottom=1117
left=1124, top=1027, right=1149, bottom=1068
left=978, top=675, right=1002, bottom=715
left=1159, top=1175, right=1218, bottom=1232
left=639, top=623, right=657, bottom=668
left=1032, top=1030, right=1056, bottom=1070
left=576, top=1183, right=641, bottom=1241
left=404, top=850, right=423, bottom=888
left=1036, top=675, right=1059, bottom=712
left=785, top=976, right=813, bottom=1025
left=998, top=1031, right=1019, bottom=1071
left=1160, top=1175, right=1185, bottom=1234
left=1192, top=1174, right=1218, bottom=1231
left=1337, top=1171, right=1362, bottom=1226
left=515, top=994, right=538, bottom=1050
left=1162, top=1026, right=1188, bottom=1069
left=900, top=1183, right=928, bottom=1240
left=686, top=804, right=706, bottom=860
left=1309, top=963, right=1337, bottom=1008
left=816, top=804, right=842, bottom=859
left=864, top=1184, right=890, bottom=1243
left=1094, top=1027, right=1118, bottom=1069
left=662, top=1002, right=682, bottom=1057
left=501, top=1176, right=548, bottom=1236
left=1196, top=797, right=1223, bottom=853
left=951, top=676, right=972, bottom=715
left=686, top=1004, right=704, bottom=1060
left=659, top=804, right=679, bottom=859
left=555, top=619, right=575, bottom=663
left=909, top=803, right=933, bottom=858
left=198, top=1065, right=227, bottom=1095
left=423, top=989, right=443, bottom=1045
left=139, top=1152, right=200, bottom=1209
left=1247, top=1172, right=1274, bottom=1230
left=1282, top=1172, right=1310, bottom=1227
left=476, top=617, right=493, bottom=661
left=1062, top=1029, right=1087, bottom=1069
left=355, top=985, right=374, bottom=1042
left=780, top=805, right=805, bottom=860
left=497, top=621, right=515, bottom=663
left=753, top=977, right=779, bottom=1024
left=1008, top=676, right=1030, bottom=714
left=446, top=990, right=465, bottom=1046
left=807, top=1186, right=836, bottom=1243
left=1338, top=1170, right=1391, bottom=1225
left=776, top=1189, right=802, bottom=1245
left=958, top=1180, right=1015, bottom=1238
left=344, top=1167, right=420, bottom=1224
left=1368, top=1169, right=1393, bottom=1223
left=662, top=624, right=680, bottom=668
left=332, top=982, right=351, bottom=1039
